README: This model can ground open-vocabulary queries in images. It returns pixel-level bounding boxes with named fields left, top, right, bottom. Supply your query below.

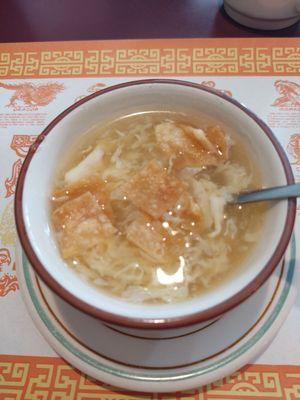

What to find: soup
left=51, top=112, right=266, bottom=304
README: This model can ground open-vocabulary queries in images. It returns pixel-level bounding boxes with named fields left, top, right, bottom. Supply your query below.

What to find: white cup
left=224, top=0, right=300, bottom=30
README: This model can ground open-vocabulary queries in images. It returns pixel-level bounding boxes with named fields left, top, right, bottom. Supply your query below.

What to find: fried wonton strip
left=124, top=160, right=188, bottom=218
left=52, top=192, right=116, bottom=258
left=155, top=122, right=229, bottom=168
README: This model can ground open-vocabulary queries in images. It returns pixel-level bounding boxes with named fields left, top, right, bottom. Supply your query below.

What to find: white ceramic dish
left=224, top=0, right=300, bottom=30
left=15, top=79, right=296, bottom=331
left=16, top=236, right=298, bottom=392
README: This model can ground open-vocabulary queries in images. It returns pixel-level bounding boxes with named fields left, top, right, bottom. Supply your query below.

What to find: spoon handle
left=236, top=183, right=300, bottom=204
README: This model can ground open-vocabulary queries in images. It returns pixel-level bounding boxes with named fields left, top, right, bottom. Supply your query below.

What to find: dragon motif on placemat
left=201, top=80, right=233, bottom=97
left=74, top=82, right=106, bottom=103
left=0, top=273, right=18, bottom=296
left=272, top=80, right=300, bottom=107
left=5, top=135, right=38, bottom=198
left=0, top=248, right=18, bottom=296
left=10, top=134, right=37, bottom=158
left=287, top=134, right=300, bottom=165
left=0, top=81, right=64, bottom=111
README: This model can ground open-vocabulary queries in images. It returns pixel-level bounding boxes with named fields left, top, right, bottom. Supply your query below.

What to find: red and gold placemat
left=0, top=37, right=299, bottom=77
left=1, top=356, right=300, bottom=399
left=0, top=37, right=299, bottom=399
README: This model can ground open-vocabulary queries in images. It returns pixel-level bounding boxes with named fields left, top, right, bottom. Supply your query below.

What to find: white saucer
left=16, top=235, right=298, bottom=392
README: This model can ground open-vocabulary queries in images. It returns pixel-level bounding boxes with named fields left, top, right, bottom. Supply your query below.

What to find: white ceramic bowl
left=15, top=79, right=296, bottom=332
left=224, top=0, right=300, bottom=30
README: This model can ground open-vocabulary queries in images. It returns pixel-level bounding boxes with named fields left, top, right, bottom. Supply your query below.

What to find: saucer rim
left=17, top=234, right=296, bottom=384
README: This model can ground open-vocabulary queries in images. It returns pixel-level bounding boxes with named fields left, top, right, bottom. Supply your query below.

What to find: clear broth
left=51, top=111, right=266, bottom=304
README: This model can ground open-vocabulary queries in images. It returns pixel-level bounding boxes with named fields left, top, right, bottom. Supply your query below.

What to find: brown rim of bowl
left=14, top=79, right=296, bottom=330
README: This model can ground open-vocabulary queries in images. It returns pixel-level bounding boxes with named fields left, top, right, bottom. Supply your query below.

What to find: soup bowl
left=15, top=79, right=296, bottom=336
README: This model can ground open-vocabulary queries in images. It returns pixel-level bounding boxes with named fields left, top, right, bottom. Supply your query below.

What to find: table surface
left=0, top=0, right=299, bottom=43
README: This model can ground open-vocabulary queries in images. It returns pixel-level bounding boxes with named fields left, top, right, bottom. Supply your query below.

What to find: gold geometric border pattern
left=1, top=356, right=300, bottom=399
left=0, top=38, right=299, bottom=78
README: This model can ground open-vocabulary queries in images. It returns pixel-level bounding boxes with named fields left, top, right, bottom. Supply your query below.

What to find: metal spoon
left=234, top=183, right=300, bottom=204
